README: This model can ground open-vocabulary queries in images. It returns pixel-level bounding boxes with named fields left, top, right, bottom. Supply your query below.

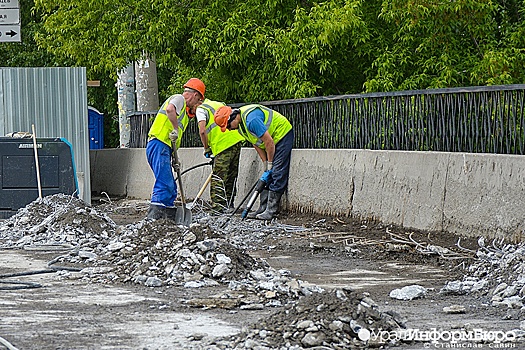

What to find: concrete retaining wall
left=90, top=148, right=525, bottom=241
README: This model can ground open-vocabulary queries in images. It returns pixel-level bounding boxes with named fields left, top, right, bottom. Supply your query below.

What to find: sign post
left=0, top=0, right=20, bottom=43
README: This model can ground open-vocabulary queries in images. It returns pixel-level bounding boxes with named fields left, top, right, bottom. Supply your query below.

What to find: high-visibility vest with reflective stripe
left=200, top=99, right=245, bottom=155
left=238, top=104, right=292, bottom=149
left=148, top=94, right=190, bottom=149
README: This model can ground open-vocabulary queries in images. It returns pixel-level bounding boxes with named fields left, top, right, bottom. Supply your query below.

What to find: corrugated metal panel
left=0, top=67, right=91, bottom=205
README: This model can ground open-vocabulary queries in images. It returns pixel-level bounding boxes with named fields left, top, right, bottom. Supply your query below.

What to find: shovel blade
left=175, top=204, right=192, bottom=226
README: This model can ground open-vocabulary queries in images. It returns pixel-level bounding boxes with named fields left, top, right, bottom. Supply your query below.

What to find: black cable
left=0, top=280, right=42, bottom=290
left=0, top=263, right=82, bottom=290
left=175, top=160, right=213, bottom=181
left=0, top=269, right=56, bottom=278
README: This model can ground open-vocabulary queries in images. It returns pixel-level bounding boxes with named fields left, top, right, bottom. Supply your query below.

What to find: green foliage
left=187, top=0, right=370, bottom=101
left=4, top=0, right=525, bottom=144
left=0, top=0, right=66, bottom=67
left=364, top=0, right=525, bottom=92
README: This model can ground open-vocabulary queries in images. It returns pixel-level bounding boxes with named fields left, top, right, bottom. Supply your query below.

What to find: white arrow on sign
left=0, top=8, right=19, bottom=24
left=0, top=0, right=19, bottom=9
left=0, top=24, right=20, bottom=42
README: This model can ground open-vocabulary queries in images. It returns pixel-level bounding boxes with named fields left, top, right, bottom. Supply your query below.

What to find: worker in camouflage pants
left=197, top=99, right=245, bottom=212
left=209, top=142, right=242, bottom=210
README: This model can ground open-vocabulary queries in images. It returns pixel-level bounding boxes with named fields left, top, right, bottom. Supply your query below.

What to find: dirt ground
left=0, top=197, right=523, bottom=350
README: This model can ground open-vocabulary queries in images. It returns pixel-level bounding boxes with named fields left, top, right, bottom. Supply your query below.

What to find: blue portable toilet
left=88, top=106, right=104, bottom=149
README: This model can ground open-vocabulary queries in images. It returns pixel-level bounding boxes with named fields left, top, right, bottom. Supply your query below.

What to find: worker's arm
left=253, top=144, right=267, bottom=162
left=260, top=131, right=275, bottom=163
left=198, top=120, right=208, bottom=149
left=166, top=103, right=179, bottom=130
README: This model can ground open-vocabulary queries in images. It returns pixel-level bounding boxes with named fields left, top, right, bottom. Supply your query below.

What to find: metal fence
left=129, top=110, right=204, bottom=149
left=129, top=84, right=525, bottom=155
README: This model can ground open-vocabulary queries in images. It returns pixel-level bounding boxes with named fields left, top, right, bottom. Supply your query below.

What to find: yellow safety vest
left=238, top=104, right=292, bottom=150
left=148, top=95, right=190, bottom=149
left=199, top=99, right=245, bottom=155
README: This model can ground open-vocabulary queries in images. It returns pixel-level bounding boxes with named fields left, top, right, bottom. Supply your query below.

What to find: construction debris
left=4, top=194, right=525, bottom=348
left=208, top=288, right=406, bottom=349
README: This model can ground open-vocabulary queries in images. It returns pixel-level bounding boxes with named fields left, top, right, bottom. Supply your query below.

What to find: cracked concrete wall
left=90, top=148, right=525, bottom=241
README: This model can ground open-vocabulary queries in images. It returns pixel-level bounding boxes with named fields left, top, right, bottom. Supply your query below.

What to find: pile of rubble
left=0, top=194, right=117, bottom=248
left=207, top=288, right=406, bottom=349
left=11, top=194, right=525, bottom=348
left=0, top=195, right=322, bottom=305
left=441, top=237, right=525, bottom=309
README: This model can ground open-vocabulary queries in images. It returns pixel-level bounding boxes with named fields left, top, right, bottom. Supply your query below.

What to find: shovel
left=187, top=171, right=213, bottom=210
left=171, top=142, right=192, bottom=226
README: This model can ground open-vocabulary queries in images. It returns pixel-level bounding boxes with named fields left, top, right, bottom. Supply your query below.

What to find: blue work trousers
left=269, top=129, right=293, bottom=193
left=146, top=139, right=177, bottom=207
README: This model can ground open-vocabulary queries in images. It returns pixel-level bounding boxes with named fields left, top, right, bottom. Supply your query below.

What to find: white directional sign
left=0, top=0, right=19, bottom=9
left=0, top=8, right=19, bottom=24
left=0, top=24, right=20, bottom=42
left=0, top=0, right=20, bottom=42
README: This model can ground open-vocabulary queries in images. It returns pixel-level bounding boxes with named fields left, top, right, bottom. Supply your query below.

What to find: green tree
left=185, top=0, right=372, bottom=101
left=364, top=0, right=525, bottom=92
left=15, top=0, right=525, bottom=147
left=0, top=0, right=63, bottom=67
left=33, top=0, right=374, bottom=102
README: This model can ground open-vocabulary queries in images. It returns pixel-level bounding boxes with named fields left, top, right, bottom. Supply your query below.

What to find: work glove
left=266, top=161, right=273, bottom=171
left=169, top=129, right=179, bottom=142
left=171, top=158, right=180, bottom=172
left=171, top=156, right=180, bottom=172
left=171, top=147, right=180, bottom=171
left=204, top=147, right=213, bottom=159
left=259, top=169, right=272, bottom=183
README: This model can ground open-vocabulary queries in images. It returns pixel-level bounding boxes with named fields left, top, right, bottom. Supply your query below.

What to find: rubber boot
left=247, top=190, right=268, bottom=219
left=256, top=191, right=282, bottom=220
left=146, top=204, right=167, bottom=220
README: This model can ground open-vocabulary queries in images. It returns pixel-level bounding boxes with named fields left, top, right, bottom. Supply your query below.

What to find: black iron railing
left=128, top=111, right=203, bottom=149
left=129, top=84, right=525, bottom=155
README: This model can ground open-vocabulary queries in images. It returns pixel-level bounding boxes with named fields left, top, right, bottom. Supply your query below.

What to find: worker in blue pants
left=145, top=78, right=206, bottom=220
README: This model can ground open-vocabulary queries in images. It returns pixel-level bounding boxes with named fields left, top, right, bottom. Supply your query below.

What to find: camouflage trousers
left=210, top=142, right=241, bottom=210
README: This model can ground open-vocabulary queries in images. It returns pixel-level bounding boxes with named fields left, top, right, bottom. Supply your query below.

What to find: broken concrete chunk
left=440, top=280, right=467, bottom=295
left=106, top=242, right=125, bottom=252
left=329, top=320, right=344, bottom=331
left=443, top=305, right=467, bottom=314
left=216, top=253, right=231, bottom=264
left=78, top=250, right=97, bottom=259
left=240, top=303, right=264, bottom=310
left=297, top=320, right=314, bottom=329
left=250, top=270, right=267, bottom=281
left=183, top=232, right=197, bottom=244
left=389, top=285, right=427, bottom=300
left=212, top=264, right=230, bottom=278
left=301, top=332, right=325, bottom=347
left=493, top=295, right=524, bottom=309
left=144, top=276, right=162, bottom=287
left=196, top=239, right=218, bottom=252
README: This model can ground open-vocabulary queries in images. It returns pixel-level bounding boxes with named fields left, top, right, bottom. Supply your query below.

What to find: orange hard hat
left=214, top=106, right=232, bottom=132
left=183, top=78, right=206, bottom=99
